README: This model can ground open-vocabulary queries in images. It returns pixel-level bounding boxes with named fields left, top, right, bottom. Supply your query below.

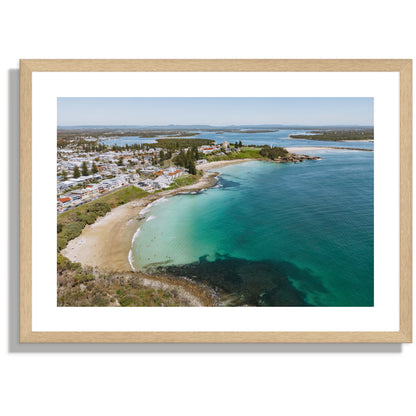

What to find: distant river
left=130, top=148, right=374, bottom=306
left=99, top=129, right=375, bottom=150
left=99, top=136, right=158, bottom=146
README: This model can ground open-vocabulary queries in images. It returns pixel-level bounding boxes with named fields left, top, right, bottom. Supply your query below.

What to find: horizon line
left=58, top=123, right=374, bottom=128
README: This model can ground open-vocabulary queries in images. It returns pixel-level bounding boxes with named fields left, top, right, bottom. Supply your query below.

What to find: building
left=58, top=197, right=71, bottom=207
left=168, top=169, right=185, bottom=180
left=153, top=175, right=172, bottom=189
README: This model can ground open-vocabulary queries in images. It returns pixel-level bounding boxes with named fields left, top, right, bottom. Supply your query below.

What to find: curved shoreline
left=61, top=159, right=250, bottom=273
left=61, top=155, right=324, bottom=306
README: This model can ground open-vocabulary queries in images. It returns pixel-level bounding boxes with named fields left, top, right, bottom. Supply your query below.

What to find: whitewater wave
left=128, top=227, right=142, bottom=271
left=139, top=197, right=167, bottom=215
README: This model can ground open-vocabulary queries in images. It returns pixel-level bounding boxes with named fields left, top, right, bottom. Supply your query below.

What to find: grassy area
left=207, top=147, right=263, bottom=162
left=58, top=186, right=148, bottom=226
left=167, top=172, right=202, bottom=189
left=94, top=186, right=148, bottom=208
left=57, top=185, right=149, bottom=251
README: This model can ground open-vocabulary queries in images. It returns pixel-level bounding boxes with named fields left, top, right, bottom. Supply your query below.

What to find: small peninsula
left=290, top=128, right=374, bottom=141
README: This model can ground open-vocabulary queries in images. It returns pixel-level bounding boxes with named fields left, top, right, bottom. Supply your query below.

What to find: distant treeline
left=152, top=138, right=215, bottom=150
left=290, top=128, right=374, bottom=141
left=108, top=138, right=214, bottom=153
left=57, top=129, right=200, bottom=140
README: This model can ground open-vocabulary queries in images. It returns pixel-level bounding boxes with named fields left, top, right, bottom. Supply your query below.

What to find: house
left=153, top=175, right=172, bottom=189
left=140, top=166, right=159, bottom=174
left=57, top=182, right=69, bottom=193
left=136, top=179, right=154, bottom=192
left=58, top=197, right=71, bottom=207
left=86, top=184, right=100, bottom=198
left=201, top=147, right=216, bottom=155
left=71, top=188, right=89, bottom=201
left=168, top=169, right=185, bottom=180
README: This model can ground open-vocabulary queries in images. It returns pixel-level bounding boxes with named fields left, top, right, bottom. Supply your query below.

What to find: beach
left=62, top=159, right=251, bottom=272
left=197, top=158, right=251, bottom=171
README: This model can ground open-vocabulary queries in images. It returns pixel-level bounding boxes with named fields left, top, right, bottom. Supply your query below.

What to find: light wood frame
left=20, top=59, right=412, bottom=343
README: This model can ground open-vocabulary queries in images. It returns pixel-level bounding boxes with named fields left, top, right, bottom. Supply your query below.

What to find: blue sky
left=57, top=97, right=373, bottom=126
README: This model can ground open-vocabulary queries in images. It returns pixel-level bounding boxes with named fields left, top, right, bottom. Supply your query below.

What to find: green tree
left=193, top=146, right=199, bottom=160
left=73, top=165, right=80, bottom=178
left=117, top=157, right=124, bottom=166
left=61, top=169, right=68, bottom=180
left=91, top=162, right=98, bottom=174
left=81, top=161, right=89, bottom=176
left=188, top=158, right=196, bottom=175
left=238, top=140, right=243, bottom=147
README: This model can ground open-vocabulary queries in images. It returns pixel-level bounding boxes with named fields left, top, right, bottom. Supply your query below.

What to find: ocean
left=130, top=145, right=374, bottom=306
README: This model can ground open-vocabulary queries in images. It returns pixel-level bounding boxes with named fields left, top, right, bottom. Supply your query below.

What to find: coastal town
left=56, top=137, right=223, bottom=213
left=57, top=134, right=319, bottom=213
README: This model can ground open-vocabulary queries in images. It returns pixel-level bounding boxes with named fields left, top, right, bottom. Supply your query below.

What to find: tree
left=73, top=165, right=80, bottom=178
left=91, top=162, right=98, bottom=174
left=61, top=169, right=68, bottom=180
left=188, top=158, right=196, bottom=175
left=81, top=161, right=89, bottom=176
left=238, top=140, right=243, bottom=147
left=259, top=146, right=289, bottom=160
left=117, top=157, right=124, bottom=166
left=191, top=146, right=197, bottom=160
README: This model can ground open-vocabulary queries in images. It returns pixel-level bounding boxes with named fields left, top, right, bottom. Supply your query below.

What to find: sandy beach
left=197, top=158, right=251, bottom=171
left=62, top=159, right=251, bottom=272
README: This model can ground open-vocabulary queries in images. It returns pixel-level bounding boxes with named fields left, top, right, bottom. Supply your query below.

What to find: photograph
left=56, top=97, right=374, bottom=308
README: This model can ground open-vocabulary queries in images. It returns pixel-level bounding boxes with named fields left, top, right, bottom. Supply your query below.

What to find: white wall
left=1, top=1, right=414, bottom=415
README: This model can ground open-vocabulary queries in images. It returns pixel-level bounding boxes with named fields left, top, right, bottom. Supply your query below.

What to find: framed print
left=20, top=59, right=412, bottom=343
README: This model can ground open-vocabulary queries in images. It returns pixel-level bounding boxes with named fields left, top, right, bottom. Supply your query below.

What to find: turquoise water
left=130, top=149, right=374, bottom=306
